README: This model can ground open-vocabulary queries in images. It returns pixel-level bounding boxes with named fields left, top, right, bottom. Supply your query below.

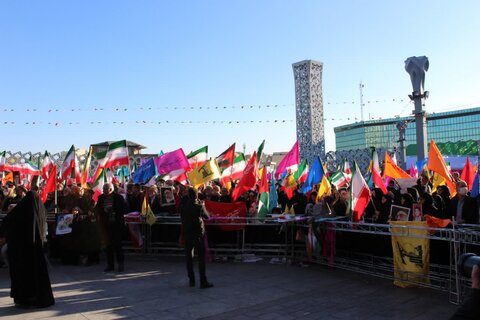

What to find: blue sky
left=1, top=1, right=479, bottom=157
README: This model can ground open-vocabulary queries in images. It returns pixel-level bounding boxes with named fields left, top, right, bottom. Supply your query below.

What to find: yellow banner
left=390, top=221, right=430, bottom=288
left=187, top=158, right=221, bottom=188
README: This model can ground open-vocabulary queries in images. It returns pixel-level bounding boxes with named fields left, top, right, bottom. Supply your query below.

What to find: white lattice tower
left=292, top=60, right=325, bottom=163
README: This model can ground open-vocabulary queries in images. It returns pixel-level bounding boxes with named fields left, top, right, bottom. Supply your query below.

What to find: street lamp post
left=405, top=56, right=429, bottom=162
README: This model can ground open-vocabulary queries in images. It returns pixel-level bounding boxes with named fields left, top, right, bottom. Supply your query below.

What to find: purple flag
left=154, top=148, right=189, bottom=175
left=275, top=140, right=299, bottom=180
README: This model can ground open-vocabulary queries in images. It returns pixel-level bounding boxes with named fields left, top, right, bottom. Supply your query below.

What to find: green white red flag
left=104, top=140, right=130, bottom=169
left=60, top=145, right=81, bottom=182
left=350, top=162, right=371, bottom=222
left=187, top=146, right=208, bottom=169
left=232, top=152, right=258, bottom=201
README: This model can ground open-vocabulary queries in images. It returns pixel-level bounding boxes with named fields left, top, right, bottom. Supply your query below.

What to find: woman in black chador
left=4, top=191, right=55, bottom=308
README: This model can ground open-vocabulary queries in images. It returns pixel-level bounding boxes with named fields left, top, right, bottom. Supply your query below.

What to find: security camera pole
left=405, top=56, right=429, bottom=162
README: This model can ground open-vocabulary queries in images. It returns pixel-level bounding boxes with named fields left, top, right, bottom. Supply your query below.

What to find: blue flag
left=269, top=174, right=278, bottom=212
left=132, top=158, right=157, bottom=184
left=471, top=171, right=480, bottom=198
left=300, top=157, right=324, bottom=194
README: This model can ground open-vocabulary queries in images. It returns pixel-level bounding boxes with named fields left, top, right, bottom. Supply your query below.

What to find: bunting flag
left=372, top=149, right=387, bottom=194
left=256, top=140, right=265, bottom=163
left=187, top=158, right=221, bottom=188
left=268, top=172, right=278, bottom=212
left=232, top=152, right=258, bottom=201
left=383, top=152, right=410, bottom=179
left=350, top=162, right=371, bottom=222
left=275, top=140, right=299, bottom=179
left=294, top=159, right=309, bottom=184
left=460, top=157, right=476, bottom=191
left=60, top=145, right=81, bottom=182
left=216, top=143, right=236, bottom=173
left=103, top=140, right=130, bottom=169
left=132, top=158, right=157, bottom=184
left=187, top=146, right=208, bottom=169
left=40, top=151, right=55, bottom=180
left=220, top=153, right=246, bottom=184
left=81, top=147, right=93, bottom=187
left=300, top=157, right=323, bottom=194
left=40, top=166, right=57, bottom=203
left=427, top=140, right=456, bottom=194
left=154, top=148, right=189, bottom=176
left=257, top=167, right=269, bottom=219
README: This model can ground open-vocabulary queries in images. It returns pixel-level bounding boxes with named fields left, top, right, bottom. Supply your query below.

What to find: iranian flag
left=41, top=151, right=56, bottom=180
left=330, top=169, right=347, bottom=189
left=104, top=140, right=130, bottom=169
left=221, top=153, right=246, bottom=184
left=92, top=168, right=106, bottom=203
left=294, top=159, right=309, bottom=184
left=372, top=149, right=387, bottom=194
left=60, top=145, right=81, bottom=182
left=232, top=152, right=258, bottom=201
left=257, top=166, right=269, bottom=219
left=187, top=146, right=208, bottom=169
left=0, top=151, right=5, bottom=172
left=350, top=162, right=371, bottom=222
left=343, top=160, right=352, bottom=184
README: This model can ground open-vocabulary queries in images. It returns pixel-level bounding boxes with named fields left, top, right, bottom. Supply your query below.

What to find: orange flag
left=427, top=140, right=456, bottom=194
left=383, top=152, right=410, bottom=179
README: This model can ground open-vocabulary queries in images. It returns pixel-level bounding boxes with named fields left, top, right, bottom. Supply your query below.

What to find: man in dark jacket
left=180, top=187, right=213, bottom=289
left=95, top=183, right=127, bottom=272
left=449, top=180, right=479, bottom=224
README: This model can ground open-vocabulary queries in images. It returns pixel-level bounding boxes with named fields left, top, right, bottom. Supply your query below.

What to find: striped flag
left=350, top=162, right=371, bottom=222
left=187, top=146, right=208, bottom=169
left=104, top=140, right=130, bottom=169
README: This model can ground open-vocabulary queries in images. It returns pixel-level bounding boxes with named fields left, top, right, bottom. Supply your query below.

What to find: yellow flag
left=390, top=221, right=430, bottom=288
left=316, top=175, right=332, bottom=201
left=141, top=196, right=156, bottom=226
left=187, top=158, right=221, bottom=188
left=431, top=172, right=446, bottom=193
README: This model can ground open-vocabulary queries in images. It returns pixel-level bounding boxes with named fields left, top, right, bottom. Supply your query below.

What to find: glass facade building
left=334, top=107, right=480, bottom=155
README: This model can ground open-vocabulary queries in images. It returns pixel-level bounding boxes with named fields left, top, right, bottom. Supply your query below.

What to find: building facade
left=334, top=107, right=480, bottom=156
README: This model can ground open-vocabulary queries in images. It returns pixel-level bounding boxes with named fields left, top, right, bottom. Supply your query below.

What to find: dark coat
left=180, top=199, right=207, bottom=242
left=4, top=191, right=55, bottom=308
left=95, top=193, right=127, bottom=245
left=449, top=196, right=479, bottom=224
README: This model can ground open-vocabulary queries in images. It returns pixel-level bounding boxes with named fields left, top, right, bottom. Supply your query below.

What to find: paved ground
left=0, top=255, right=457, bottom=319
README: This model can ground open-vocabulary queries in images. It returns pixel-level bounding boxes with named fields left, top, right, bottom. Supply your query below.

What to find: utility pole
left=359, top=81, right=365, bottom=122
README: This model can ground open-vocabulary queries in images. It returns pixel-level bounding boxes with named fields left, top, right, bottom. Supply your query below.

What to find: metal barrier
left=2, top=212, right=479, bottom=304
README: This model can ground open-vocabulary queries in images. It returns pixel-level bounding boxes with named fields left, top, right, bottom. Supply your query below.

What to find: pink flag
left=154, top=148, right=190, bottom=176
left=275, top=141, right=299, bottom=179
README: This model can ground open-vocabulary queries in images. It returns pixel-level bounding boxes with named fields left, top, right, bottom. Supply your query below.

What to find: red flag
left=258, top=167, right=268, bottom=194
left=460, top=158, right=476, bottom=191
left=372, top=150, right=387, bottom=195
left=204, top=200, right=247, bottom=231
left=232, top=152, right=258, bottom=201
left=41, top=166, right=57, bottom=203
